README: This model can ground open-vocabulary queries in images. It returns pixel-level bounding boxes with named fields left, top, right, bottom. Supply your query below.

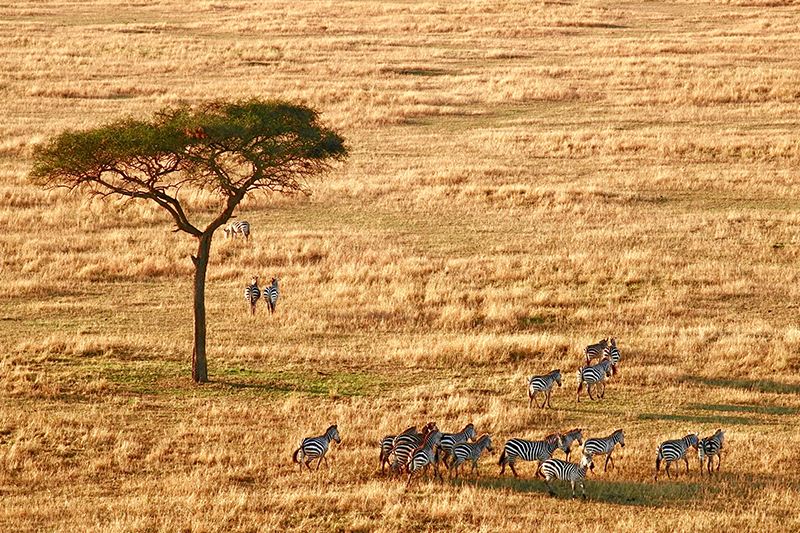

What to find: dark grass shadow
left=638, top=412, right=755, bottom=425
left=691, top=403, right=797, bottom=416
left=683, top=377, right=800, bottom=395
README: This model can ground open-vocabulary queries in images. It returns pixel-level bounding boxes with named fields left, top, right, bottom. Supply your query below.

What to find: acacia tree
left=30, top=100, right=347, bottom=382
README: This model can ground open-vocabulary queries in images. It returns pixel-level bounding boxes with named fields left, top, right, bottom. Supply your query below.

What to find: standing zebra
left=379, top=425, right=417, bottom=474
left=406, top=430, right=443, bottom=486
left=582, top=429, right=625, bottom=472
left=224, top=220, right=251, bottom=240
left=436, top=423, right=477, bottom=468
left=576, top=358, right=614, bottom=402
left=449, top=434, right=493, bottom=478
left=655, top=433, right=700, bottom=481
left=556, top=428, right=584, bottom=461
left=540, top=455, right=595, bottom=500
left=292, top=424, right=341, bottom=473
left=699, top=429, right=725, bottom=475
left=602, top=338, right=621, bottom=372
left=245, top=275, right=261, bottom=316
left=498, top=433, right=562, bottom=478
left=264, top=277, right=280, bottom=315
left=528, top=369, right=562, bottom=409
left=583, top=337, right=610, bottom=366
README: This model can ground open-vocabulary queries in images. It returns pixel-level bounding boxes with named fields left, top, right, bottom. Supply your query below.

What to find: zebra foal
left=655, top=433, right=699, bottom=481
left=556, top=428, right=583, bottom=461
left=292, top=424, right=341, bottom=473
left=449, top=434, right=492, bottom=478
left=224, top=220, right=251, bottom=240
left=582, top=429, right=625, bottom=472
left=244, top=275, right=260, bottom=316
left=264, top=277, right=280, bottom=314
left=528, top=369, right=562, bottom=408
left=541, top=455, right=595, bottom=500
left=436, top=423, right=477, bottom=468
left=699, top=429, right=725, bottom=475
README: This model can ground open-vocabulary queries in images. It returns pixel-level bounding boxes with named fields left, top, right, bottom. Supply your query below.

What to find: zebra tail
left=292, top=448, right=301, bottom=464
left=498, top=449, right=506, bottom=465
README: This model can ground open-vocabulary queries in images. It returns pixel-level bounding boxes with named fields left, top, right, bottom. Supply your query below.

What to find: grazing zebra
left=379, top=425, right=417, bottom=474
left=449, top=434, right=493, bottom=478
left=655, top=433, right=700, bottom=481
left=436, top=423, right=477, bottom=468
left=528, top=369, right=562, bottom=409
left=576, top=358, right=614, bottom=402
left=388, top=422, right=437, bottom=475
left=406, top=430, right=443, bottom=486
left=224, top=220, right=251, bottom=240
left=244, top=275, right=260, bottom=316
left=582, top=429, right=625, bottom=472
left=264, top=277, right=280, bottom=314
left=541, top=455, right=595, bottom=500
left=583, top=337, right=609, bottom=366
left=292, top=424, right=341, bottom=473
left=699, top=429, right=725, bottom=475
left=498, top=433, right=562, bottom=478
left=556, top=428, right=584, bottom=461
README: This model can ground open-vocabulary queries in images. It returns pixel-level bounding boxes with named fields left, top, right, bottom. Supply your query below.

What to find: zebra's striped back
left=576, top=359, right=614, bottom=402
left=224, top=220, right=250, bottom=239
left=699, top=429, right=724, bottom=474
left=528, top=369, right=562, bottom=408
left=582, top=429, right=624, bottom=471
left=583, top=337, right=609, bottom=365
left=406, top=430, right=443, bottom=485
left=389, top=423, right=436, bottom=475
left=499, top=435, right=561, bottom=477
left=655, top=433, right=699, bottom=480
left=264, top=277, right=280, bottom=314
left=292, top=424, right=341, bottom=473
left=602, top=339, right=621, bottom=367
left=450, top=434, right=492, bottom=477
left=245, top=276, right=260, bottom=316
left=541, top=455, right=594, bottom=499
left=437, top=423, right=477, bottom=464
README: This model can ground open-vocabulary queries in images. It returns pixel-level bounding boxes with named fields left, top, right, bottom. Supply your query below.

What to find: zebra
left=224, top=220, right=251, bottom=240
left=406, top=429, right=443, bottom=486
left=540, top=455, right=595, bottom=500
left=655, top=433, right=700, bottom=481
left=583, top=337, right=609, bottom=366
left=582, top=429, right=625, bottom=472
left=699, top=429, right=725, bottom=475
left=556, top=428, right=584, bottom=461
left=576, top=358, right=614, bottom=402
left=264, top=277, right=280, bottom=314
left=498, top=433, right=562, bottom=478
left=292, top=424, right=341, bottom=473
left=436, top=423, right=477, bottom=468
left=388, top=422, right=437, bottom=476
left=528, top=369, right=562, bottom=409
left=379, top=425, right=418, bottom=474
left=245, top=275, right=260, bottom=316
left=602, top=338, right=621, bottom=373
left=449, top=434, right=493, bottom=478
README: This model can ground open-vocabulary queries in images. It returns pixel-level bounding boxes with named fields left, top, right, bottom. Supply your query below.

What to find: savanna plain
left=1, top=1, right=800, bottom=532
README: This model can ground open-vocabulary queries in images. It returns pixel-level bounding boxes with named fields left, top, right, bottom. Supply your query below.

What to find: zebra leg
left=510, top=461, right=520, bottom=478
left=545, top=478, right=555, bottom=496
left=545, top=390, right=551, bottom=408
left=683, top=456, right=690, bottom=475
left=577, top=381, right=584, bottom=403
left=604, top=454, right=613, bottom=471
left=655, top=457, right=661, bottom=481
left=570, top=480, right=577, bottom=499
left=715, top=454, right=721, bottom=472
left=305, top=458, right=314, bottom=472
left=580, top=480, right=586, bottom=500
left=598, top=381, right=605, bottom=398
left=587, top=383, right=595, bottom=400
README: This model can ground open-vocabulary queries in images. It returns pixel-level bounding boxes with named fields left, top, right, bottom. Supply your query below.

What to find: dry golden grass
left=1, top=0, right=800, bottom=531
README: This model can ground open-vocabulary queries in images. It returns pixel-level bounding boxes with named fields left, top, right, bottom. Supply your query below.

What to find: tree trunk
left=191, top=232, right=213, bottom=383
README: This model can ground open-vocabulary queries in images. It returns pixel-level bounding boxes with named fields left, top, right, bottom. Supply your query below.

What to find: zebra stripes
left=655, top=433, right=700, bottom=481
left=498, top=434, right=562, bottom=478
left=388, top=422, right=437, bottom=475
left=582, top=429, right=625, bottom=472
left=541, top=455, right=594, bottom=500
left=576, top=358, right=614, bottom=402
left=699, top=429, right=725, bottom=475
left=406, top=430, right=443, bottom=486
left=436, top=423, right=477, bottom=467
left=245, top=275, right=261, bottom=316
left=224, top=220, right=250, bottom=240
left=292, top=424, right=341, bottom=473
left=264, top=277, right=280, bottom=314
left=449, top=434, right=492, bottom=478
left=602, top=337, right=621, bottom=366
left=528, top=369, right=562, bottom=408
left=583, top=338, right=609, bottom=366
left=556, top=428, right=584, bottom=461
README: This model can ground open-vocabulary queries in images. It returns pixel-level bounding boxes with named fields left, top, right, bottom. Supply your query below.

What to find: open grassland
left=2, top=0, right=800, bottom=532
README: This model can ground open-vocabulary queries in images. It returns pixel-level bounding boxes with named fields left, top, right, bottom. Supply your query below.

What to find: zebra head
left=614, top=429, right=625, bottom=447
left=687, top=433, right=700, bottom=449
left=480, top=434, right=493, bottom=452
left=464, top=423, right=477, bottom=442
left=553, top=369, right=562, bottom=387
left=565, top=428, right=583, bottom=447
left=581, top=453, right=594, bottom=471
left=326, top=424, right=341, bottom=444
left=251, top=275, right=259, bottom=285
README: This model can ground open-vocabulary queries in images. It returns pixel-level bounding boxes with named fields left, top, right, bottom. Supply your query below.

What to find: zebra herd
left=292, top=337, right=727, bottom=499
left=227, top=221, right=282, bottom=317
